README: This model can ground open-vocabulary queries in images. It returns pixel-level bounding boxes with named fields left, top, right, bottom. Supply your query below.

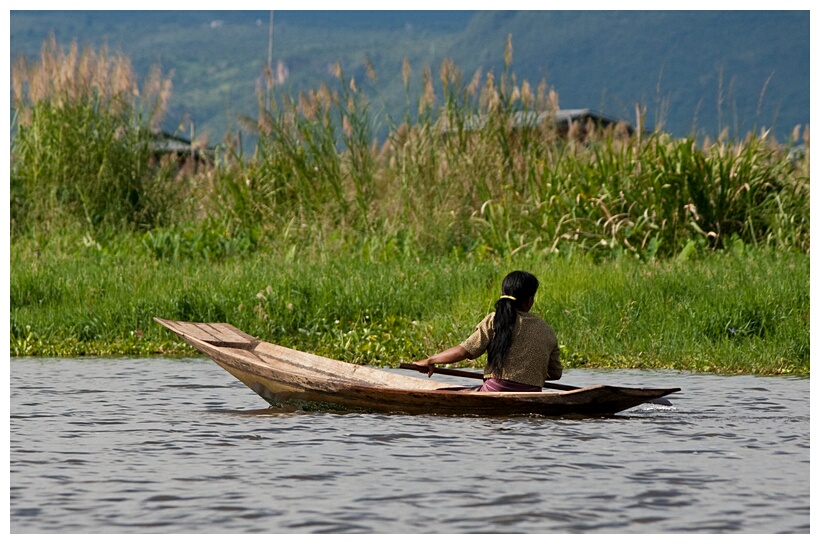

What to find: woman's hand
left=411, top=346, right=471, bottom=378
left=411, top=358, right=437, bottom=377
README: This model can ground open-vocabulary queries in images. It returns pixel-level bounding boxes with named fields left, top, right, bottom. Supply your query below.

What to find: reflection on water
left=10, top=358, right=809, bottom=533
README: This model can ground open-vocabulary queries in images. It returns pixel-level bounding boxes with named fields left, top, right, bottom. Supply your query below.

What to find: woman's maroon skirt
left=478, top=378, right=541, bottom=392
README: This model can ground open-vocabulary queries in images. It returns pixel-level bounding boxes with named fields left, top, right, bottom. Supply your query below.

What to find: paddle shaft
left=399, top=363, right=577, bottom=391
left=398, top=363, right=673, bottom=405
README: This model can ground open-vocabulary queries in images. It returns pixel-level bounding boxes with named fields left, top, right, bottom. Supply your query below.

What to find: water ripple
left=10, top=359, right=809, bottom=533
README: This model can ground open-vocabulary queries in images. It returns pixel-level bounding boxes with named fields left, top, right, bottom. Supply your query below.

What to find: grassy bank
left=10, top=236, right=809, bottom=375
left=10, top=39, right=810, bottom=375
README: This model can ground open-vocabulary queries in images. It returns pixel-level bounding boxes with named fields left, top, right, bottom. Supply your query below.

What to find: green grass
left=9, top=38, right=810, bottom=376
left=10, top=236, right=809, bottom=376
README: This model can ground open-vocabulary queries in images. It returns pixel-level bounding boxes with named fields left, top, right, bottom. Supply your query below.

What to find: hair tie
left=499, top=295, right=517, bottom=301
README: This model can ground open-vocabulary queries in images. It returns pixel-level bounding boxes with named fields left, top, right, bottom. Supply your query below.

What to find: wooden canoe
left=154, top=318, right=680, bottom=417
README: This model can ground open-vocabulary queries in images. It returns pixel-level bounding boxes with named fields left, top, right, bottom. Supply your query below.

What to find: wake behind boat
left=154, top=318, right=680, bottom=417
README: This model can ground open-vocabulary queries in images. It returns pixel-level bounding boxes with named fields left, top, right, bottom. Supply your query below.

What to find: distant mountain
left=10, top=10, right=809, bottom=145
left=449, top=11, right=809, bottom=138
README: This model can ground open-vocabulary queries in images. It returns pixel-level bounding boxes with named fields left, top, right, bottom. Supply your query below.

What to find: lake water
left=9, top=357, right=810, bottom=533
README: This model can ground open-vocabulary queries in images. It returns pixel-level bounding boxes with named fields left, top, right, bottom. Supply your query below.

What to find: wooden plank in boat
left=154, top=318, right=257, bottom=349
left=253, top=341, right=435, bottom=389
left=197, top=322, right=258, bottom=348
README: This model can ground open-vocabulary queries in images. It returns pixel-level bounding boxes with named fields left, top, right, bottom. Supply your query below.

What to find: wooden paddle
left=398, top=363, right=673, bottom=406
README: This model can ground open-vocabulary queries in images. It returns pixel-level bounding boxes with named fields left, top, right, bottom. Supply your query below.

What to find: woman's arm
left=412, top=345, right=472, bottom=377
left=545, top=343, right=562, bottom=381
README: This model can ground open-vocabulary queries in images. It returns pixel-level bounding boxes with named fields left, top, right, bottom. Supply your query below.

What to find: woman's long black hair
left=486, top=270, right=539, bottom=375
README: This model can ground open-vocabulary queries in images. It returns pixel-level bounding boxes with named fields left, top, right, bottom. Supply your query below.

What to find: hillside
left=10, top=10, right=810, bottom=145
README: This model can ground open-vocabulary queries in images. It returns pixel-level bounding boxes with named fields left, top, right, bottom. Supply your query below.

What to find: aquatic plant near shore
left=8, top=242, right=809, bottom=375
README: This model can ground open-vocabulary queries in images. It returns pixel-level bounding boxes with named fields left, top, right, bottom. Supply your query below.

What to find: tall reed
left=10, top=36, right=809, bottom=260
left=225, top=38, right=808, bottom=259
left=10, top=35, right=187, bottom=235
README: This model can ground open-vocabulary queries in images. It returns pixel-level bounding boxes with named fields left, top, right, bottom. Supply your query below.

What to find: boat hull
left=154, top=318, right=680, bottom=417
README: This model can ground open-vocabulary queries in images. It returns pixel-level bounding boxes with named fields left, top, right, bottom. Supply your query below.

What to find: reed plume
left=11, top=36, right=183, bottom=235
left=11, top=34, right=809, bottom=260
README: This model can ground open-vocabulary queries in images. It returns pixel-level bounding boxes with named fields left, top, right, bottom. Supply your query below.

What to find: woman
left=412, top=270, right=562, bottom=392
